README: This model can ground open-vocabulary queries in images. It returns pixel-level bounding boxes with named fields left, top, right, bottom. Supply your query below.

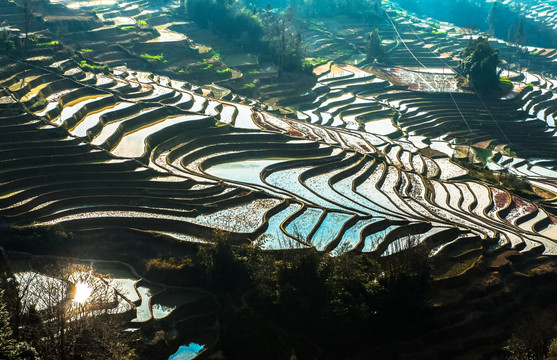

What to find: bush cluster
left=186, top=0, right=310, bottom=75
left=145, top=231, right=432, bottom=359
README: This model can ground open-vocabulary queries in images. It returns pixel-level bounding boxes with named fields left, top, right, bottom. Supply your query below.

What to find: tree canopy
left=366, top=28, right=384, bottom=62
left=186, top=1, right=309, bottom=76
left=487, top=1, right=498, bottom=36
left=459, top=37, right=501, bottom=94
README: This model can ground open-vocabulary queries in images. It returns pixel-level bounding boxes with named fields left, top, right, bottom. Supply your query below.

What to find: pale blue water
left=285, top=207, right=324, bottom=241
left=258, top=204, right=304, bottom=249
left=311, top=212, right=353, bottom=251
left=362, top=225, right=396, bottom=252
left=132, top=286, right=154, bottom=322
left=334, top=218, right=382, bottom=255
left=168, top=343, right=204, bottom=360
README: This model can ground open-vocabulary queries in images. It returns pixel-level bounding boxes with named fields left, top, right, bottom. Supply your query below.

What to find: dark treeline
left=395, top=0, right=557, bottom=49
left=145, top=231, right=432, bottom=359
left=186, top=0, right=309, bottom=75
left=185, top=0, right=383, bottom=76
left=186, top=0, right=265, bottom=51
left=459, top=37, right=501, bottom=94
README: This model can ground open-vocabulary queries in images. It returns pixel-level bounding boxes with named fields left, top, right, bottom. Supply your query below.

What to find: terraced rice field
left=1, top=0, right=557, bottom=261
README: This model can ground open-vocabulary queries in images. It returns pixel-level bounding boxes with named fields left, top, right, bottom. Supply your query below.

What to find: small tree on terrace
left=0, top=24, right=15, bottom=53
left=517, top=18, right=525, bottom=46
left=366, top=28, right=383, bottom=62
left=459, top=37, right=501, bottom=94
left=265, top=7, right=305, bottom=78
left=487, top=1, right=498, bottom=36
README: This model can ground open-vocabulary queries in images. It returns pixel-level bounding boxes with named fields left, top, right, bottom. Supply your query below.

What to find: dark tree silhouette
left=459, top=37, right=501, bottom=94
left=487, top=1, right=498, bottom=36
left=517, top=18, right=525, bottom=46
left=366, top=28, right=384, bottom=62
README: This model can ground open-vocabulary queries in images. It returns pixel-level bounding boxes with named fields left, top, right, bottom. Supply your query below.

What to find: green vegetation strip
left=140, top=53, right=167, bottom=63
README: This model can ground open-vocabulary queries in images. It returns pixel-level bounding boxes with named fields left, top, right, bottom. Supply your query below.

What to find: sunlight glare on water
left=73, top=283, right=92, bottom=304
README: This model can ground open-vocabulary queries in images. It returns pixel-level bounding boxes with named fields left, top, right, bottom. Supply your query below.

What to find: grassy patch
left=77, top=59, right=110, bottom=74
left=137, top=20, right=147, bottom=26
left=305, top=58, right=328, bottom=66
left=472, top=146, right=493, bottom=165
left=140, top=53, right=167, bottom=63
left=35, top=40, right=58, bottom=47
left=202, top=63, right=213, bottom=71
left=120, top=25, right=136, bottom=31
left=243, top=82, right=256, bottom=89
left=216, top=67, right=230, bottom=74
left=80, top=48, right=93, bottom=52
left=309, top=25, right=325, bottom=33
left=28, top=97, right=48, bottom=111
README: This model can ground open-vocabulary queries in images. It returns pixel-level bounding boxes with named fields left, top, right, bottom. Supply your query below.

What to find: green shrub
left=305, top=58, right=328, bottom=66
left=301, top=59, right=318, bottom=74
left=80, top=48, right=93, bottom=52
left=120, top=25, right=135, bottom=31
left=217, top=68, right=231, bottom=74
left=140, top=53, right=167, bottom=63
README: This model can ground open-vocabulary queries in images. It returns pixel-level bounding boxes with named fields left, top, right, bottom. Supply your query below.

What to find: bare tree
left=15, top=262, right=135, bottom=360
